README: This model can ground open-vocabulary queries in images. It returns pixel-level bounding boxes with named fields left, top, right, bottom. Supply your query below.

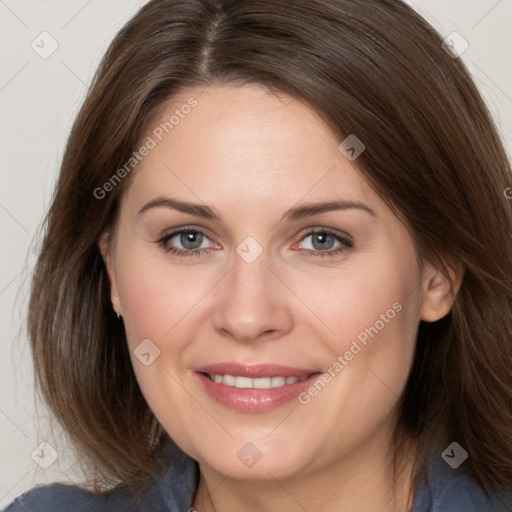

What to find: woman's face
left=102, top=84, right=451, bottom=481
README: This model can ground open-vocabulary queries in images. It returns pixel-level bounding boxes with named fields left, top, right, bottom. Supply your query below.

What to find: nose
left=212, top=247, right=294, bottom=343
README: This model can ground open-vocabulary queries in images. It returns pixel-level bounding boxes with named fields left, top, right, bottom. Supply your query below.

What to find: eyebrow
left=138, top=197, right=377, bottom=221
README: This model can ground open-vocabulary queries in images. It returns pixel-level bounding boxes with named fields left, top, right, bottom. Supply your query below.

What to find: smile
left=194, top=363, right=323, bottom=412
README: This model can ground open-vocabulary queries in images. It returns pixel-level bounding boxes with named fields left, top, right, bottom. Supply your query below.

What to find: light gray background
left=1, top=0, right=511, bottom=507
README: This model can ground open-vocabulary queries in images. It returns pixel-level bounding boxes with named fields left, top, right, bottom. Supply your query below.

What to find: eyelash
left=156, top=227, right=353, bottom=259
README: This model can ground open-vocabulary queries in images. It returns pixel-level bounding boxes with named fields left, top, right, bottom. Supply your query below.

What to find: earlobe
left=419, top=261, right=463, bottom=322
left=98, top=232, right=122, bottom=316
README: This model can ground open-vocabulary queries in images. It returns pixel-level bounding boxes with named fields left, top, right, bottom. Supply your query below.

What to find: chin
left=193, top=438, right=314, bottom=481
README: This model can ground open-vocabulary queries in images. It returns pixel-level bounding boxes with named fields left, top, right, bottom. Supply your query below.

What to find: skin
left=100, top=84, right=461, bottom=512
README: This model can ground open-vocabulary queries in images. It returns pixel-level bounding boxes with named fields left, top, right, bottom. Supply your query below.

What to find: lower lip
left=195, top=372, right=322, bottom=412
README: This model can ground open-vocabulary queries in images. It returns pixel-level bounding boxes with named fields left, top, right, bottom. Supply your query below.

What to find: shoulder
left=4, top=440, right=198, bottom=512
left=434, top=472, right=512, bottom=512
left=3, top=481, right=164, bottom=512
left=412, top=455, right=512, bottom=512
left=4, top=483, right=107, bottom=512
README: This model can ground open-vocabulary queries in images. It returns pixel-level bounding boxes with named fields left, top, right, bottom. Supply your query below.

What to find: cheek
left=295, top=256, right=418, bottom=354
left=290, top=254, right=420, bottom=444
left=292, top=250, right=421, bottom=416
left=116, top=247, right=205, bottom=343
left=114, top=253, right=202, bottom=415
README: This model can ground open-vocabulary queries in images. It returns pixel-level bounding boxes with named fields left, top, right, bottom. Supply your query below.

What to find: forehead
left=124, top=84, right=377, bottom=217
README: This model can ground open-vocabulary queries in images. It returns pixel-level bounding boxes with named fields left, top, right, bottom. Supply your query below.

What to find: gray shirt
left=4, top=440, right=511, bottom=511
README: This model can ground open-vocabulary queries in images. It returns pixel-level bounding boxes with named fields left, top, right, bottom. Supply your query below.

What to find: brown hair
left=28, top=0, right=512, bottom=505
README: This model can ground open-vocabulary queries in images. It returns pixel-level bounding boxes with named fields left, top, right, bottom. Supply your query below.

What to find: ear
left=419, top=259, right=464, bottom=322
left=98, top=231, right=122, bottom=316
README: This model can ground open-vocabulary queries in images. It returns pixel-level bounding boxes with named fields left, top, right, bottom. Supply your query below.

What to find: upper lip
left=195, top=362, right=320, bottom=379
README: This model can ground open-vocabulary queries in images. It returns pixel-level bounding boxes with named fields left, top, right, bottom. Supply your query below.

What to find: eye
left=156, top=226, right=353, bottom=259
left=295, top=228, right=353, bottom=258
left=156, top=228, right=217, bottom=258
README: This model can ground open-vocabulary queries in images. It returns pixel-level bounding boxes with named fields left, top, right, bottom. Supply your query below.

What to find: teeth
left=207, top=373, right=309, bottom=389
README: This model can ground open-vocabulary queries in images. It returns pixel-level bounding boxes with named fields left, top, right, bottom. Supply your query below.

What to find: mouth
left=193, top=362, right=323, bottom=412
